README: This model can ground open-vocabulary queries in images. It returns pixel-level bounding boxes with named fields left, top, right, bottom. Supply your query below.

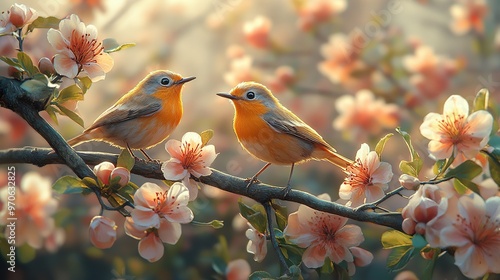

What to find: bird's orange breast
left=233, top=103, right=314, bottom=165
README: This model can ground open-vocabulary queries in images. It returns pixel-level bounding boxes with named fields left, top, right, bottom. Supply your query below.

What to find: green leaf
left=53, top=175, right=91, bottom=194
left=238, top=199, right=267, bottom=234
left=76, top=76, right=92, bottom=94
left=488, top=154, right=500, bottom=186
left=473, top=88, right=489, bottom=112
left=396, top=128, right=422, bottom=177
left=381, top=230, right=413, bottom=249
left=387, top=246, right=415, bottom=272
left=200, top=129, right=214, bottom=147
left=45, top=105, right=59, bottom=125
left=55, top=103, right=84, bottom=127
left=102, top=38, right=135, bottom=53
left=273, top=204, right=288, bottom=231
left=375, top=133, right=393, bottom=157
left=117, top=149, right=135, bottom=171
left=453, top=178, right=480, bottom=195
left=211, top=257, right=226, bottom=276
left=445, top=160, right=482, bottom=180
left=26, top=16, right=61, bottom=33
left=17, top=52, right=38, bottom=77
left=421, top=248, right=440, bottom=280
left=249, top=271, right=273, bottom=280
left=0, top=56, right=23, bottom=71
left=54, top=84, right=84, bottom=104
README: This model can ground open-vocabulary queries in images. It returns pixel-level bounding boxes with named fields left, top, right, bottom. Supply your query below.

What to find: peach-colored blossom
left=131, top=182, right=193, bottom=228
left=0, top=172, right=57, bottom=249
left=243, top=16, right=271, bottom=49
left=126, top=181, right=193, bottom=262
left=339, top=144, right=393, bottom=207
left=346, top=246, right=374, bottom=276
left=318, top=32, right=370, bottom=90
left=450, top=0, right=487, bottom=35
left=420, top=95, right=493, bottom=165
left=38, top=57, right=55, bottom=76
left=110, top=167, right=130, bottom=187
left=93, top=162, right=130, bottom=187
left=88, top=216, right=117, bottom=249
left=296, top=0, right=347, bottom=31
left=0, top=4, right=37, bottom=34
left=224, top=55, right=255, bottom=86
left=284, top=193, right=366, bottom=268
left=93, top=161, right=114, bottom=185
left=162, top=132, right=217, bottom=201
left=401, top=184, right=459, bottom=247
left=245, top=223, right=267, bottom=262
left=47, top=14, right=113, bottom=81
left=399, top=174, right=420, bottom=190
left=404, top=46, right=460, bottom=102
left=267, top=66, right=295, bottom=93
left=226, top=259, right=251, bottom=280
left=440, top=193, right=500, bottom=278
left=333, top=90, right=400, bottom=137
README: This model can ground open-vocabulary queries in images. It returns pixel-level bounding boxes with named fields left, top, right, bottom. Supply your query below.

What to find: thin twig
left=355, top=186, right=404, bottom=212
left=263, top=201, right=290, bottom=275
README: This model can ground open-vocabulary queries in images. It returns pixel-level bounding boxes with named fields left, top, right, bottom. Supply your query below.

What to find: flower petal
left=161, top=159, right=188, bottom=181
left=157, top=219, right=181, bottom=245
left=53, top=54, right=78, bottom=78
left=302, top=244, right=327, bottom=268
left=138, top=233, right=164, bottom=262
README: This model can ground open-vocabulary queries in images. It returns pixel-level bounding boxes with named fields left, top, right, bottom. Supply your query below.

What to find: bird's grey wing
left=264, top=110, right=336, bottom=151
left=85, top=95, right=162, bottom=132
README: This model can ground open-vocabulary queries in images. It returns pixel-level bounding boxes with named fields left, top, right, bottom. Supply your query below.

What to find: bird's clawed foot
left=281, top=184, right=292, bottom=198
left=244, top=177, right=261, bottom=191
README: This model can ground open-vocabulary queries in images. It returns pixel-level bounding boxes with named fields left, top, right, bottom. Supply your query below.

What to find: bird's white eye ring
left=246, top=91, right=255, bottom=99
left=160, top=77, right=171, bottom=86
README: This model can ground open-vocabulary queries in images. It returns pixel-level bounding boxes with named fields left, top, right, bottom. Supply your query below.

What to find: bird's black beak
left=217, top=93, right=238, bottom=100
left=177, top=76, right=196, bottom=84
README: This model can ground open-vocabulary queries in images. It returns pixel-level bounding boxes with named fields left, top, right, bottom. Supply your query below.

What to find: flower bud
left=94, top=161, right=115, bottom=185
left=38, top=57, right=55, bottom=76
left=89, top=216, right=117, bottom=249
left=399, top=174, right=420, bottom=190
left=110, top=167, right=131, bottom=187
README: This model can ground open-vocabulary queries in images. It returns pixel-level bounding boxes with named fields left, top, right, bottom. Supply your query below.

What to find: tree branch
left=0, top=147, right=403, bottom=231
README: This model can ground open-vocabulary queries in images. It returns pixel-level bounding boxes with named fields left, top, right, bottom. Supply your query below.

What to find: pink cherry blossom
left=0, top=4, right=37, bottom=34
left=47, top=14, right=113, bottom=81
left=0, top=172, right=58, bottom=249
left=440, top=193, right=500, bottom=278
left=126, top=182, right=193, bottom=262
left=346, top=247, right=374, bottom=276
left=245, top=223, right=267, bottom=262
left=284, top=193, right=366, bottom=268
left=403, top=46, right=460, bottom=103
left=243, top=16, right=271, bottom=49
left=334, top=90, right=400, bottom=138
left=131, top=182, right=193, bottom=228
left=226, top=259, right=251, bottom=280
left=339, top=144, right=393, bottom=207
left=267, top=66, right=295, bottom=93
left=450, top=0, right=487, bottom=35
left=224, top=55, right=256, bottom=86
left=93, top=162, right=130, bottom=187
left=88, top=216, right=117, bottom=249
left=296, top=0, right=347, bottom=31
left=401, top=183, right=459, bottom=247
left=161, top=132, right=217, bottom=201
left=318, top=31, right=371, bottom=91
left=419, top=95, right=493, bottom=165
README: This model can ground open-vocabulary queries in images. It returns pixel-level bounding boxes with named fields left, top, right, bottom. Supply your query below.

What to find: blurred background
left=1, top=0, right=499, bottom=279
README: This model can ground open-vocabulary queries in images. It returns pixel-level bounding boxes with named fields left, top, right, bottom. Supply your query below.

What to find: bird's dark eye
left=246, top=91, right=255, bottom=99
left=160, top=77, right=171, bottom=86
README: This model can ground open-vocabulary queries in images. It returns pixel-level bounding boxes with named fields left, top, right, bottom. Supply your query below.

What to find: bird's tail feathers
left=67, top=133, right=93, bottom=147
left=324, top=149, right=353, bottom=171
